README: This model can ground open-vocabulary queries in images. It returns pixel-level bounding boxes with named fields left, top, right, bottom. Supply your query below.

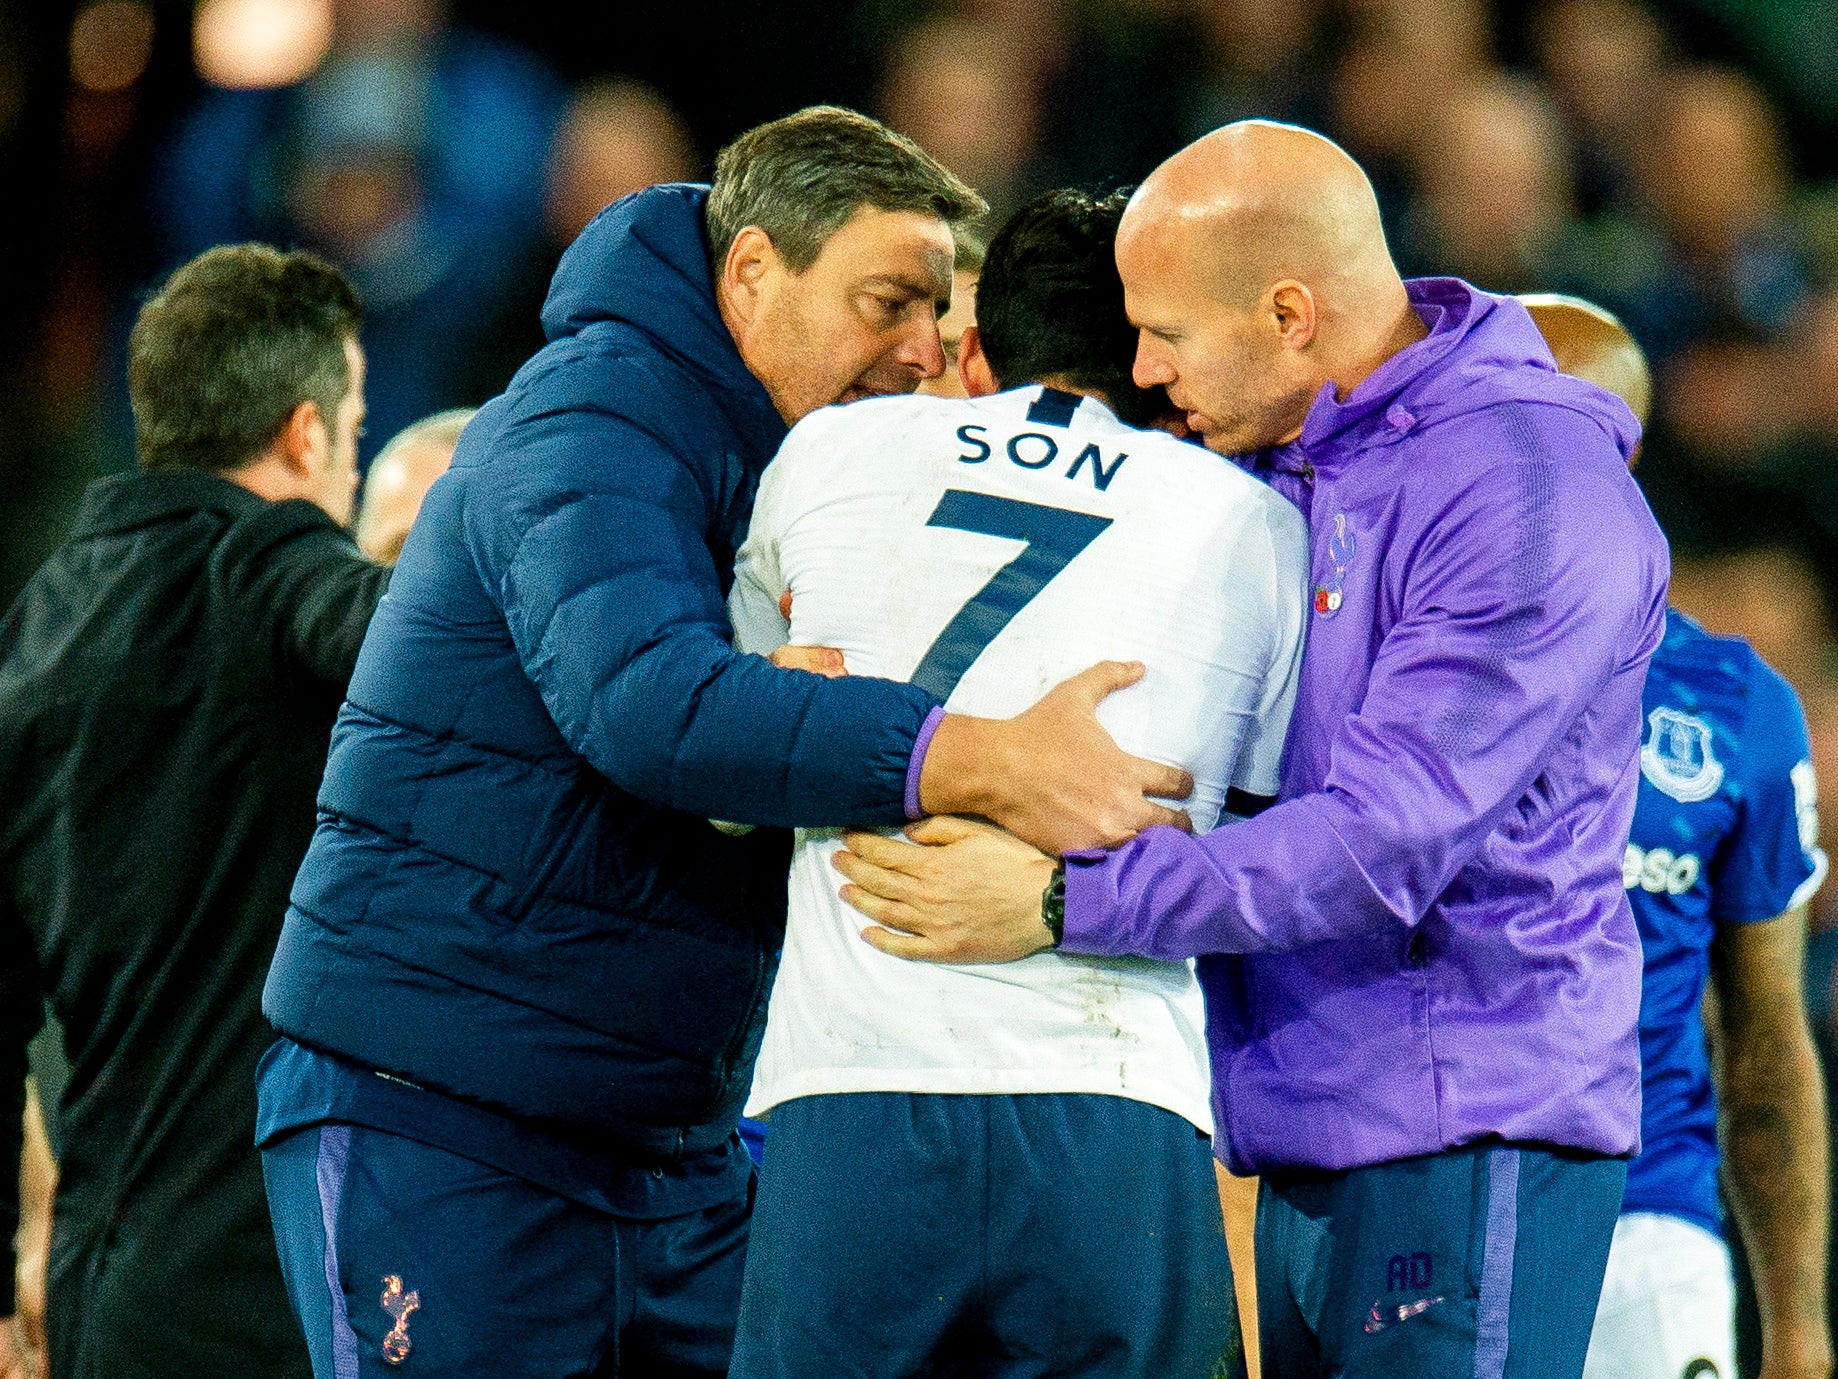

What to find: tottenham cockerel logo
left=380, top=1274, right=421, bottom=1364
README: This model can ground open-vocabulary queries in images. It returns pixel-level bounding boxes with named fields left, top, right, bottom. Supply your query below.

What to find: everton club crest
left=1640, top=707, right=1724, bottom=804
left=1314, top=513, right=1355, bottom=616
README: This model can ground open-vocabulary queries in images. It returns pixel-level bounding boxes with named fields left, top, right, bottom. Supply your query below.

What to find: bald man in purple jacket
left=835, top=122, right=1668, bottom=1379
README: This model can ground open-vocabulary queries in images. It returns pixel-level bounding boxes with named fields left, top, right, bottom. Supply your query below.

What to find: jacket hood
left=1297, top=277, right=1642, bottom=468
left=541, top=182, right=771, bottom=413
left=70, top=469, right=265, bottom=538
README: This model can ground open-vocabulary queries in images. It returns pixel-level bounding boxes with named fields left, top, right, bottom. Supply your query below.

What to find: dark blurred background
left=8, top=0, right=1838, bottom=617
left=3, top=0, right=1838, bottom=1357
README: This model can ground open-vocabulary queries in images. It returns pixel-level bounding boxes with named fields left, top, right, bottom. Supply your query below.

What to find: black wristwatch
left=1041, top=861, right=1067, bottom=947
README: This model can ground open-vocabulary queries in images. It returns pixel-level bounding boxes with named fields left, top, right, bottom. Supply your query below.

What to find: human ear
left=275, top=399, right=329, bottom=479
left=1269, top=280, right=1317, bottom=351
left=959, top=326, right=999, bottom=397
left=722, top=226, right=780, bottom=325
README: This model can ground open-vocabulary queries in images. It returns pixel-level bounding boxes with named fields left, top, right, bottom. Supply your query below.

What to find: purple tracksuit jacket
left=1061, top=279, right=1670, bottom=1176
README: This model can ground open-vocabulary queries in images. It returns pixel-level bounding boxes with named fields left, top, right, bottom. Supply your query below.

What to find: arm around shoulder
left=488, top=411, right=934, bottom=828
left=1063, top=444, right=1664, bottom=959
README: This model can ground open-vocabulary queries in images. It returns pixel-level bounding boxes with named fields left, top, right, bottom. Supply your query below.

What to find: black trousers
left=46, top=1184, right=312, bottom=1379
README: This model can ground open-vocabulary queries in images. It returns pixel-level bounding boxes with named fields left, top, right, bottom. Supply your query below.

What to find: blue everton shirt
left=1621, top=610, right=1827, bottom=1234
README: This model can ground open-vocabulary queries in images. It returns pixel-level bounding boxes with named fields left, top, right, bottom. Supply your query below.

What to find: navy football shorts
left=731, top=1091, right=1243, bottom=1379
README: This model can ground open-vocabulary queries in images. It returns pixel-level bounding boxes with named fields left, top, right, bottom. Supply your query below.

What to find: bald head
left=1118, top=121, right=1422, bottom=454
left=355, top=408, right=473, bottom=563
left=1123, top=121, right=1397, bottom=305
left=1519, top=293, right=1650, bottom=427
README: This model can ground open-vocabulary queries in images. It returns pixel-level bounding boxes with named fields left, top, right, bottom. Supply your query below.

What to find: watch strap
left=1041, top=861, right=1067, bottom=947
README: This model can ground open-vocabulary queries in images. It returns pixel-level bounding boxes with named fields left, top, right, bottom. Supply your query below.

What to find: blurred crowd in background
left=4, top=0, right=1838, bottom=1340
left=6, top=0, right=1838, bottom=658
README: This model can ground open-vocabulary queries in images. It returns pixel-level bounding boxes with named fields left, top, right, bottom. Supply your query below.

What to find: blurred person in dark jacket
left=467, top=80, right=701, bottom=405
left=0, top=243, right=387, bottom=1379
left=1635, top=67, right=1814, bottom=361
left=352, top=407, right=472, bottom=563
left=1762, top=294, right=1838, bottom=571
left=1327, top=0, right=1493, bottom=233
left=154, top=0, right=563, bottom=461
left=257, top=106, right=1193, bottom=1379
left=1553, top=64, right=1822, bottom=546
left=1179, top=0, right=1328, bottom=141
left=879, top=15, right=1043, bottom=221
left=1577, top=67, right=1813, bottom=429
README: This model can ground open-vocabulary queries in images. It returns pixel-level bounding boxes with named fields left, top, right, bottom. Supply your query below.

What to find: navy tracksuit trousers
left=262, top=1123, right=752, bottom=1378
left=1255, top=1141, right=1626, bottom=1379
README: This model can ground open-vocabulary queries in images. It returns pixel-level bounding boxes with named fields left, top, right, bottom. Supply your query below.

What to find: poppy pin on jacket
left=1314, top=513, right=1356, bottom=617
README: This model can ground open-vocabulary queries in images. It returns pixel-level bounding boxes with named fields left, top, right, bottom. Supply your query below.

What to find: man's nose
left=1133, top=337, right=1175, bottom=389
left=893, top=316, right=946, bottom=380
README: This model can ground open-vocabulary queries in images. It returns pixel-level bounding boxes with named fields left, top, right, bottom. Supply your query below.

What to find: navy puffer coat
left=265, top=185, right=935, bottom=1159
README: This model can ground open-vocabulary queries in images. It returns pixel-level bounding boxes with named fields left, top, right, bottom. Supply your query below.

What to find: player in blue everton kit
left=1597, top=611, right=1830, bottom=1379
left=1529, top=297, right=1832, bottom=1379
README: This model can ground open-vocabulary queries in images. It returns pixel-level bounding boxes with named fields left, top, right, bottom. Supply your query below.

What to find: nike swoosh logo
left=1364, top=1295, right=1446, bottom=1334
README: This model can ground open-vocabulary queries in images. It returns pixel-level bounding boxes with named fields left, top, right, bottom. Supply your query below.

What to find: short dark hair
left=705, top=105, right=986, bottom=273
left=128, top=243, right=364, bottom=473
left=976, top=189, right=1159, bottom=427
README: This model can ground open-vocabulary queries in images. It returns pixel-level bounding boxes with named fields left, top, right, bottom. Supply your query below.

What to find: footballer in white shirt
left=725, top=190, right=1309, bottom=1379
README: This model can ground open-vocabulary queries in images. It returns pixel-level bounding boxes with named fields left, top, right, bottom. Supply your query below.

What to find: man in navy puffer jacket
left=257, top=107, right=1192, bottom=1379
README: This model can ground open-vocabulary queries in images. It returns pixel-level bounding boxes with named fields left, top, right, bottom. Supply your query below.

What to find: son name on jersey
left=954, top=422, right=1130, bottom=491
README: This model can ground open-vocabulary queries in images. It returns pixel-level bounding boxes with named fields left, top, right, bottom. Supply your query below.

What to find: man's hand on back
left=838, top=816, right=1058, bottom=964
left=770, top=644, right=846, bottom=677
left=919, top=661, right=1193, bottom=855
left=768, top=649, right=1193, bottom=855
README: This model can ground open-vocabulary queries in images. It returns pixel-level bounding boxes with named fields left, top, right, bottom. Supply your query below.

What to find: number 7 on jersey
left=909, top=490, right=1112, bottom=701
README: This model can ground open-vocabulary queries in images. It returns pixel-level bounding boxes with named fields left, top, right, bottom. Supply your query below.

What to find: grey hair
left=953, top=227, right=987, bottom=274
left=705, top=105, right=986, bottom=274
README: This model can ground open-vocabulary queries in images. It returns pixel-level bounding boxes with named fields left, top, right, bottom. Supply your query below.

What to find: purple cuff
left=1058, top=847, right=1130, bottom=956
left=904, top=705, right=947, bottom=819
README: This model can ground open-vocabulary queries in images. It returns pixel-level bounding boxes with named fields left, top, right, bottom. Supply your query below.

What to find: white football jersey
left=730, top=384, right=1309, bottom=1131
